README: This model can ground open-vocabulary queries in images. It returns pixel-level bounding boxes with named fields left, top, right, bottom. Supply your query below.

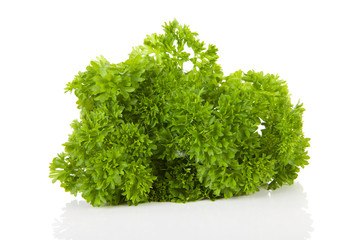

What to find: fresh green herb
left=49, top=20, right=310, bottom=206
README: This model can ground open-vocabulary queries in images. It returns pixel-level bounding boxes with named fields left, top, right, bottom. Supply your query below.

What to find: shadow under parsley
left=53, top=182, right=312, bottom=240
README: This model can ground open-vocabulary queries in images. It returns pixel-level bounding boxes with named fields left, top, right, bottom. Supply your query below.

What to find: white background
left=1, top=0, right=359, bottom=239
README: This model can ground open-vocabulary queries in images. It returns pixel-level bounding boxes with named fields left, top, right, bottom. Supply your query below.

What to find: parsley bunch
left=49, top=20, right=310, bottom=206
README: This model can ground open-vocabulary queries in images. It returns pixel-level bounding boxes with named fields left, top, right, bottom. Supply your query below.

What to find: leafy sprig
left=50, top=20, right=310, bottom=206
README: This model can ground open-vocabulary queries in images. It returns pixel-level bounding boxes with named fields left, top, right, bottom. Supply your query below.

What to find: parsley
left=49, top=20, right=310, bottom=206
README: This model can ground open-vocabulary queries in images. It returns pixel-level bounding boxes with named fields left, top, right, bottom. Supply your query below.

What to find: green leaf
left=123, top=87, right=135, bottom=92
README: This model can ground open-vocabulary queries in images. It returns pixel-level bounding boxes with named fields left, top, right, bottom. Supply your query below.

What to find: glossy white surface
left=1, top=1, right=359, bottom=239
left=53, top=184, right=312, bottom=240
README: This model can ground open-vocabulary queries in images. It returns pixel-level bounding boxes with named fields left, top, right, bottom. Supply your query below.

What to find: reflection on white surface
left=53, top=183, right=312, bottom=240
